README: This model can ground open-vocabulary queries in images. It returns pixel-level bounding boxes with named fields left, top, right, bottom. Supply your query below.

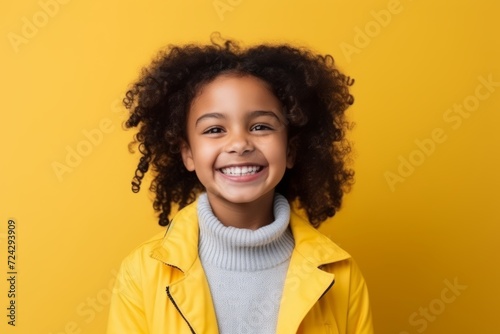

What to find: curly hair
left=123, top=33, right=355, bottom=228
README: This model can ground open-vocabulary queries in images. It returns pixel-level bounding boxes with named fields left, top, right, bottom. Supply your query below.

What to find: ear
left=286, top=138, right=297, bottom=169
left=180, top=140, right=195, bottom=171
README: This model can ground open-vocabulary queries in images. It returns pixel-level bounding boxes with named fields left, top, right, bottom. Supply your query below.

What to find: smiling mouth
left=219, top=166, right=263, bottom=176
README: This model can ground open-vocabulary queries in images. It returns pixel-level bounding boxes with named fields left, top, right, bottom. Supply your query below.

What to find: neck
left=206, top=191, right=275, bottom=230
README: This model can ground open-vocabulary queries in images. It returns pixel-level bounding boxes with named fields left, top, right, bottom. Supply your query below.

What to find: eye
left=251, top=124, right=273, bottom=131
left=203, top=127, right=225, bottom=134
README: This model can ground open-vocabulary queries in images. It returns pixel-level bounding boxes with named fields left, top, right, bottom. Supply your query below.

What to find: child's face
left=181, top=74, right=294, bottom=209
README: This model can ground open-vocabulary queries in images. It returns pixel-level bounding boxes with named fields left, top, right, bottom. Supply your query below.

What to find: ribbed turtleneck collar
left=197, top=193, right=295, bottom=272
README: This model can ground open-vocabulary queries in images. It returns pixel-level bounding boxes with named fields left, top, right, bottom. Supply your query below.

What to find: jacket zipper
left=166, top=286, right=196, bottom=334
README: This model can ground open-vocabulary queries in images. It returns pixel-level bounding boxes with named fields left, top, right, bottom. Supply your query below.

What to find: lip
left=216, top=163, right=264, bottom=168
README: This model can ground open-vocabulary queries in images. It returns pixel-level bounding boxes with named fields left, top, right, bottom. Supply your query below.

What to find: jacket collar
left=151, top=199, right=350, bottom=268
left=288, top=209, right=350, bottom=264
left=150, top=199, right=200, bottom=273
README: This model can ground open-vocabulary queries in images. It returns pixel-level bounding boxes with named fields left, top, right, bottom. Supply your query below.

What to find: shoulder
left=117, top=230, right=167, bottom=274
left=124, top=230, right=166, bottom=258
left=289, top=209, right=368, bottom=281
left=289, top=209, right=352, bottom=263
left=118, top=201, right=200, bottom=275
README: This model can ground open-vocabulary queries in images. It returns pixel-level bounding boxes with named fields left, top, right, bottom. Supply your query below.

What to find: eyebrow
left=250, top=110, right=287, bottom=126
left=195, top=110, right=283, bottom=127
left=195, top=112, right=225, bottom=127
left=248, top=110, right=282, bottom=122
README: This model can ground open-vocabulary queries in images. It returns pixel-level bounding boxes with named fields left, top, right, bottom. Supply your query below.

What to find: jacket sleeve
left=347, top=259, right=374, bottom=334
left=106, top=255, right=148, bottom=334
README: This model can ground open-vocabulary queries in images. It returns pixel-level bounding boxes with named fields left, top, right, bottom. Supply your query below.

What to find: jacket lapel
left=276, top=210, right=350, bottom=333
left=151, top=200, right=219, bottom=334
left=167, top=257, right=219, bottom=334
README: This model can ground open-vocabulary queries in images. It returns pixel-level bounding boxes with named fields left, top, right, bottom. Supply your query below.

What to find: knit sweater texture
left=197, top=192, right=295, bottom=334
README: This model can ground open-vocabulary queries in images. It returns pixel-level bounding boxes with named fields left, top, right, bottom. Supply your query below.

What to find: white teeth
left=220, top=166, right=261, bottom=176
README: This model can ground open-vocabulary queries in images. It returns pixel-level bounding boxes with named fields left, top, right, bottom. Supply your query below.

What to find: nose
left=225, top=130, right=254, bottom=155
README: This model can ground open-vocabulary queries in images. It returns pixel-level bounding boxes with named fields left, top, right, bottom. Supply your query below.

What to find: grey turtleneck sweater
left=197, top=192, right=295, bottom=334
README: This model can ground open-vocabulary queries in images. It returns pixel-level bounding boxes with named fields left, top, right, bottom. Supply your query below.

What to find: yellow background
left=1, top=0, right=499, bottom=333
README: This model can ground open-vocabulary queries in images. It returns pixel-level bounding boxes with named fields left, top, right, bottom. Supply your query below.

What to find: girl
left=107, top=34, right=374, bottom=334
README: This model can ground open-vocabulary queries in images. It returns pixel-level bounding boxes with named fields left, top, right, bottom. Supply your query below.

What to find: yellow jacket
left=107, top=199, right=374, bottom=334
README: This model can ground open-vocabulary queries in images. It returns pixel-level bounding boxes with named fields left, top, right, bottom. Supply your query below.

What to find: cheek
left=268, top=138, right=289, bottom=165
left=192, top=144, right=216, bottom=165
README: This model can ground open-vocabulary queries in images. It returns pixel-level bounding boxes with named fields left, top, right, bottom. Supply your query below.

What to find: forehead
left=189, top=74, right=281, bottom=113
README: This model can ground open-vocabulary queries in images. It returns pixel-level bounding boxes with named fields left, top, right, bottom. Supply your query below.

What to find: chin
left=220, top=190, right=274, bottom=205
